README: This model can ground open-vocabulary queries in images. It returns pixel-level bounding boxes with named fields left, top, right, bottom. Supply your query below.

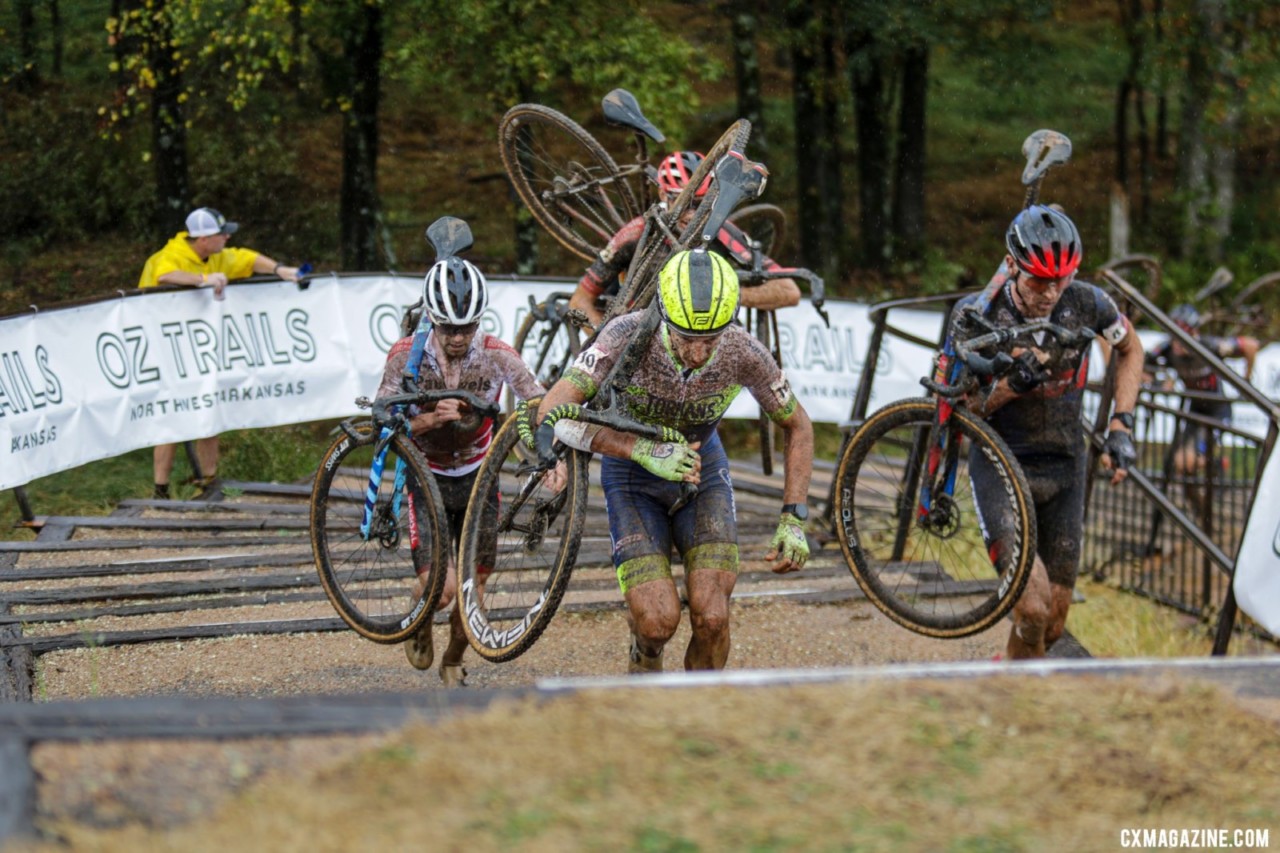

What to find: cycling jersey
left=563, top=311, right=798, bottom=445
left=578, top=216, right=784, bottom=301
left=376, top=331, right=544, bottom=476
left=1145, top=335, right=1250, bottom=421
left=949, top=277, right=1127, bottom=458
left=138, top=232, right=259, bottom=288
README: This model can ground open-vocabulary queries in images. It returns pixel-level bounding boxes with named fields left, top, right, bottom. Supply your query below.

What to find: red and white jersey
left=377, top=332, right=543, bottom=476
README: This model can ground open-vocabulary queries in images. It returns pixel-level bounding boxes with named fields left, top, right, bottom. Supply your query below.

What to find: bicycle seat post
left=634, top=132, right=653, bottom=210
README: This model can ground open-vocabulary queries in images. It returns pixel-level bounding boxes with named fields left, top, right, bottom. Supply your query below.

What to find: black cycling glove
left=1103, top=430, right=1137, bottom=472
left=1006, top=350, right=1048, bottom=394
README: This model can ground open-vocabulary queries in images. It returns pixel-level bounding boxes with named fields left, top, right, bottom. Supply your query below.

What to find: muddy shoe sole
left=404, top=624, right=434, bottom=670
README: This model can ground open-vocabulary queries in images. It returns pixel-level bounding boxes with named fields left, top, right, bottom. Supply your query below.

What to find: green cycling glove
left=630, top=436, right=698, bottom=482
left=768, top=512, right=810, bottom=570
left=515, top=397, right=542, bottom=451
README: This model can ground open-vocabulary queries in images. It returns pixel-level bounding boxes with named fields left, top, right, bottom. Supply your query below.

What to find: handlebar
left=357, top=388, right=501, bottom=429
left=737, top=266, right=828, bottom=327
left=921, top=307, right=1097, bottom=397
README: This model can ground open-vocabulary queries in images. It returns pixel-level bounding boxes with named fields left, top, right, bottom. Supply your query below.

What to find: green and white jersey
left=564, top=311, right=798, bottom=445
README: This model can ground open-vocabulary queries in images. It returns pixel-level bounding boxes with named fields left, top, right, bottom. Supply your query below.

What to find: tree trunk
left=50, top=0, right=63, bottom=77
left=15, top=0, right=39, bottom=92
left=816, top=9, right=842, bottom=282
left=892, top=44, right=927, bottom=264
left=729, top=0, right=768, bottom=166
left=788, top=0, right=825, bottom=271
left=339, top=1, right=384, bottom=270
left=847, top=25, right=889, bottom=272
left=1154, top=0, right=1170, bottom=160
left=147, top=0, right=190, bottom=231
left=1173, top=0, right=1215, bottom=260
left=1206, top=12, right=1249, bottom=263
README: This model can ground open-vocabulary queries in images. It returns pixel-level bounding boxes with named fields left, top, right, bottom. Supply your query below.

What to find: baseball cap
left=185, top=207, right=239, bottom=237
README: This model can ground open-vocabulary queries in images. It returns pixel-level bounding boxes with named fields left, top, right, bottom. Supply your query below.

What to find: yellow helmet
left=656, top=250, right=739, bottom=336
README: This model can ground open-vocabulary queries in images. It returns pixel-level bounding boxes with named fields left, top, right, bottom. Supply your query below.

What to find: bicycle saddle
left=601, top=89, right=666, bottom=143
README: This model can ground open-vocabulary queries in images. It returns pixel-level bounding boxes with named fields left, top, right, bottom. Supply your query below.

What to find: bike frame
left=346, top=388, right=499, bottom=544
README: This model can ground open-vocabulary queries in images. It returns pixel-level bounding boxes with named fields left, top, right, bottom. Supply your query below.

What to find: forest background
left=3, top=0, right=1280, bottom=319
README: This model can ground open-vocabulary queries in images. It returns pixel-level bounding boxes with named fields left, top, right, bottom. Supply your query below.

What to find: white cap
left=185, top=207, right=239, bottom=238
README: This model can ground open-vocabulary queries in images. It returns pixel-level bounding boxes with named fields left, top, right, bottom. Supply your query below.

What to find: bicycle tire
left=728, top=203, right=787, bottom=257
left=310, top=423, right=449, bottom=643
left=604, top=119, right=753, bottom=326
left=833, top=398, right=1037, bottom=638
left=456, top=415, right=590, bottom=662
left=499, top=103, right=639, bottom=263
left=513, top=300, right=582, bottom=391
left=753, top=308, right=777, bottom=476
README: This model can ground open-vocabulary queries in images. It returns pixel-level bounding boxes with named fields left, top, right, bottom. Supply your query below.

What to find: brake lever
left=669, top=482, right=698, bottom=517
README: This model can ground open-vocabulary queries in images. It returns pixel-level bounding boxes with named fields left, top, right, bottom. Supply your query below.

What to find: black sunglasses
left=436, top=322, right=478, bottom=338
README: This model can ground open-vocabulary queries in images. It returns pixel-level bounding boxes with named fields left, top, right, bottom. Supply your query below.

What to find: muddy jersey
left=563, top=311, right=798, bottom=445
left=949, top=277, right=1128, bottom=458
left=1145, top=335, right=1248, bottom=421
left=377, top=332, right=544, bottom=476
left=578, top=216, right=784, bottom=300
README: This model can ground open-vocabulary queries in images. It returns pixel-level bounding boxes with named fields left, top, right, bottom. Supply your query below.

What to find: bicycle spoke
left=311, top=427, right=446, bottom=642
left=837, top=399, right=1034, bottom=638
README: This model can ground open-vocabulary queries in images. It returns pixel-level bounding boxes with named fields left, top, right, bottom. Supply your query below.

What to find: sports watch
left=1111, top=411, right=1135, bottom=431
left=781, top=503, right=809, bottom=521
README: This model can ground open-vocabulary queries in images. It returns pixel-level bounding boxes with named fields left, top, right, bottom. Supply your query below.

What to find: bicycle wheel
left=513, top=299, right=582, bottom=390
left=499, top=103, right=640, bottom=262
left=606, top=119, right=753, bottom=325
left=310, top=423, right=449, bottom=643
left=752, top=308, right=778, bottom=476
left=457, top=415, right=591, bottom=662
left=833, top=398, right=1036, bottom=638
left=728, top=203, right=787, bottom=256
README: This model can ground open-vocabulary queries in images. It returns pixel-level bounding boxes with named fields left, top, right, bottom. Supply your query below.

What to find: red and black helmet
left=655, top=151, right=712, bottom=197
left=1169, top=303, right=1202, bottom=332
left=1005, top=204, right=1082, bottom=279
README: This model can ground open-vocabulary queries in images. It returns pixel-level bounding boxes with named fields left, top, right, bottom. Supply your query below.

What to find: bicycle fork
left=360, top=427, right=419, bottom=549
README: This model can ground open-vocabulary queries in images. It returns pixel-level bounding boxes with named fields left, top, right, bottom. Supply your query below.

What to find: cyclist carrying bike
left=536, top=248, right=813, bottom=673
left=376, top=255, right=552, bottom=685
left=568, top=150, right=801, bottom=331
left=1143, top=302, right=1260, bottom=515
left=947, top=205, right=1144, bottom=660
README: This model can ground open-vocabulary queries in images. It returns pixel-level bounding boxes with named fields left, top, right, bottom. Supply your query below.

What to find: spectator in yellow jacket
left=138, top=207, right=301, bottom=499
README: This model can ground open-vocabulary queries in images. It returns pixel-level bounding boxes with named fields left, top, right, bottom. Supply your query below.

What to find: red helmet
left=1005, top=205, right=1082, bottom=278
left=655, top=151, right=711, bottom=197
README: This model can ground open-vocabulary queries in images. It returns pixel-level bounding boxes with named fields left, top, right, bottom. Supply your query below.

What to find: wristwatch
left=781, top=503, right=809, bottom=521
left=1111, top=411, right=1135, bottom=431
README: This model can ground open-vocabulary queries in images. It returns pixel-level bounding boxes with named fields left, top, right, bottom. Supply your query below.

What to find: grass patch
left=41, top=678, right=1280, bottom=850
left=1069, top=575, right=1277, bottom=658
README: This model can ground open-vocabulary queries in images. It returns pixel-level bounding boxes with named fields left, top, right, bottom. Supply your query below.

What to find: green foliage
left=103, top=0, right=298, bottom=131
left=0, top=98, right=152, bottom=246
left=390, top=0, right=718, bottom=141
left=188, top=125, right=334, bottom=260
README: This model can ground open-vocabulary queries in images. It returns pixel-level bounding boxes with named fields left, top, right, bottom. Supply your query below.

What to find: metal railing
left=828, top=273, right=1280, bottom=654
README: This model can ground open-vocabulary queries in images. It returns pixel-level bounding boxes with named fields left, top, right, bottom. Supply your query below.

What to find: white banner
left=1233, top=446, right=1280, bottom=635
left=0, top=273, right=950, bottom=490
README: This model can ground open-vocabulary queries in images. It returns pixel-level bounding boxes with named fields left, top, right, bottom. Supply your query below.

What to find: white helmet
left=423, top=258, right=488, bottom=325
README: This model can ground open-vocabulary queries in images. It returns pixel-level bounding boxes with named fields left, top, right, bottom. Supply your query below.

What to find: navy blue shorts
left=600, top=432, right=739, bottom=594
